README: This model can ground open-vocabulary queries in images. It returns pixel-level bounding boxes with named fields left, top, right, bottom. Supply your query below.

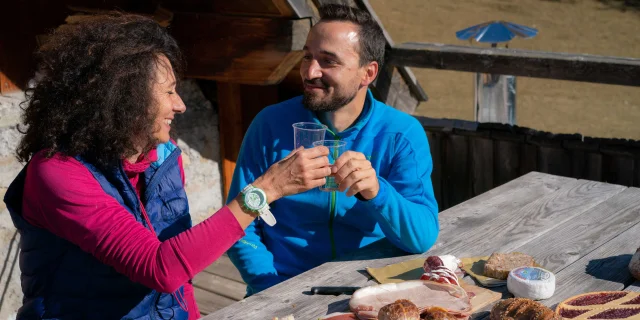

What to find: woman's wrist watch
left=241, top=184, right=277, bottom=226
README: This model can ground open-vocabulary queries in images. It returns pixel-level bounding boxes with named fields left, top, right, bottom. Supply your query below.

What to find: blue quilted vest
left=4, top=142, right=192, bottom=320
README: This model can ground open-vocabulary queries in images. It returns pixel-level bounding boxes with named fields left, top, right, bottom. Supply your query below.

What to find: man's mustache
left=304, top=79, right=328, bottom=89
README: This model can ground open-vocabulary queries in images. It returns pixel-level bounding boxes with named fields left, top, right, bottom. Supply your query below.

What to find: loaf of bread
left=490, top=298, right=560, bottom=320
left=484, top=252, right=535, bottom=280
left=422, top=307, right=459, bottom=320
left=378, top=299, right=420, bottom=320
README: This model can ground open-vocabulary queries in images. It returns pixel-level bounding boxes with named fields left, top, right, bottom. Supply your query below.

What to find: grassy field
left=369, top=0, right=640, bottom=139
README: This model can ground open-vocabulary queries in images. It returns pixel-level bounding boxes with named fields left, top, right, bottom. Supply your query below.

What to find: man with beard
left=226, top=4, right=439, bottom=296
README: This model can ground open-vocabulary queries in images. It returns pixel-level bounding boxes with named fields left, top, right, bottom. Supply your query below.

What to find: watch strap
left=241, top=184, right=277, bottom=227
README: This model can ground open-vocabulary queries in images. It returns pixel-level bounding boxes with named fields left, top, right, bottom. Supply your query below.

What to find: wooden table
left=204, top=172, right=640, bottom=319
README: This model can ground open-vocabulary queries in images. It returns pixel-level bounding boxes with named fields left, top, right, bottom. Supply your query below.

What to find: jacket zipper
left=325, top=129, right=339, bottom=260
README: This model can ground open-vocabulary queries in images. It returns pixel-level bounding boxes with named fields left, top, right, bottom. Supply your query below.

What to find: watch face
left=245, top=190, right=266, bottom=211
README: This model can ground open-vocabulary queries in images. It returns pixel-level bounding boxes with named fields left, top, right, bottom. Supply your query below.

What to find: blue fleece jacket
left=226, top=90, right=439, bottom=296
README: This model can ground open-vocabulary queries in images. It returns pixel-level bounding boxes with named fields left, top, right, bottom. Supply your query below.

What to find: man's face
left=300, top=21, right=366, bottom=112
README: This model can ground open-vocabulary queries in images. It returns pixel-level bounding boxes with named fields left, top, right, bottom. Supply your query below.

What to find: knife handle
left=310, top=286, right=359, bottom=295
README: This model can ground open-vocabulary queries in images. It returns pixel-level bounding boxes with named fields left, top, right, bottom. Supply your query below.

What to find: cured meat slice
left=349, top=280, right=472, bottom=320
left=421, top=255, right=462, bottom=286
left=556, top=291, right=640, bottom=319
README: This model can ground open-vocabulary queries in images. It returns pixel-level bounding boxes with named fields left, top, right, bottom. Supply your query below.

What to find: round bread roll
left=490, top=298, right=560, bottom=320
left=378, top=299, right=420, bottom=320
left=630, top=247, right=640, bottom=281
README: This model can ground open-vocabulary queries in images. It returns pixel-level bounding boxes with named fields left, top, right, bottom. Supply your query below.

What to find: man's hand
left=253, top=146, right=331, bottom=203
left=332, top=151, right=379, bottom=200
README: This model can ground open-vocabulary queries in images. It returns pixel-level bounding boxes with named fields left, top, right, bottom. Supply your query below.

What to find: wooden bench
left=193, top=254, right=247, bottom=316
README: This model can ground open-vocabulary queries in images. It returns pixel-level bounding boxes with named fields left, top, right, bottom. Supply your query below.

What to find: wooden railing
left=420, top=117, right=640, bottom=211
left=387, top=43, right=640, bottom=87
left=384, top=43, right=640, bottom=210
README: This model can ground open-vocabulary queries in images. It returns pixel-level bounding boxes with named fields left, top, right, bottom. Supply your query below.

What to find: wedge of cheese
left=507, top=266, right=555, bottom=300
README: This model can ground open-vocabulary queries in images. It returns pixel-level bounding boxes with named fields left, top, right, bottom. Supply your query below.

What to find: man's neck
left=321, top=89, right=368, bottom=133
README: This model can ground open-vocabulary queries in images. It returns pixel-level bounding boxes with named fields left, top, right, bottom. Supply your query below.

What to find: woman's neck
left=127, top=152, right=142, bottom=164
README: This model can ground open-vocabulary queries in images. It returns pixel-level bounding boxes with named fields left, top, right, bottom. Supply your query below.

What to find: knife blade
left=310, top=286, right=361, bottom=295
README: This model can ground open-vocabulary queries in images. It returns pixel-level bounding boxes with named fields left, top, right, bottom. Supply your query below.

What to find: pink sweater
left=21, top=150, right=245, bottom=319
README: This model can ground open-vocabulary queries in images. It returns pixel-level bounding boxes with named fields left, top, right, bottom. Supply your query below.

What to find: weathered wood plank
left=542, top=218, right=640, bottom=308
left=372, top=65, right=421, bottom=114
left=194, top=286, right=238, bottom=316
left=586, top=153, right=603, bottom=182
left=169, top=13, right=310, bottom=85
left=537, top=146, right=572, bottom=178
left=493, top=140, right=521, bottom=186
left=602, top=154, right=635, bottom=186
left=205, top=254, right=245, bottom=284
left=626, top=281, right=640, bottom=292
left=426, top=131, right=443, bottom=208
left=442, top=134, right=470, bottom=209
left=193, top=271, right=246, bottom=301
left=388, top=42, right=640, bottom=87
left=437, top=172, right=571, bottom=231
left=470, top=136, right=494, bottom=196
left=431, top=179, right=625, bottom=258
left=512, top=187, right=640, bottom=273
left=520, top=144, right=538, bottom=176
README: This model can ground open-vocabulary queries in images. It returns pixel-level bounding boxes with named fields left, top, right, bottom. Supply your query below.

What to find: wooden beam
left=162, top=0, right=317, bottom=18
left=388, top=42, right=640, bottom=87
left=0, top=0, right=68, bottom=93
left=170, top=13, right=310, bottom=85
left=0, top=71, right=20, bottom=95
left=217, top=83, right=244, bottom=202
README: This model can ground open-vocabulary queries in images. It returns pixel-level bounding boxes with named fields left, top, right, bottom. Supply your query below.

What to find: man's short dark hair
left=318, top=4, right=386, bottom=68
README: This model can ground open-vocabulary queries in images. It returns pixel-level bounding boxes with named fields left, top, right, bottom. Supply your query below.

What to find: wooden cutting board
left=366, top=257, right=502, bottom=313
left=460, top=281, right=502, bottom=313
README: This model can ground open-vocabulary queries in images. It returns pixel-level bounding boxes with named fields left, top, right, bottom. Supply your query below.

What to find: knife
left=310, top=286, right=361, bottom=295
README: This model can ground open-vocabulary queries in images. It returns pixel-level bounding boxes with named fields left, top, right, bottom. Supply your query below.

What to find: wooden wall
left=421, top=117, right=640, bottom=211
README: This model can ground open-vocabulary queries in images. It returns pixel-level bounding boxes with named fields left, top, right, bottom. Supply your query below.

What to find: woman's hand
left=253, top=146, right=331, bottom=203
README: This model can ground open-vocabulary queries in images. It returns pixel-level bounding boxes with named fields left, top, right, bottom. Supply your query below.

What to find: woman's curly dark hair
left=16, top=13, right=184, bottom=168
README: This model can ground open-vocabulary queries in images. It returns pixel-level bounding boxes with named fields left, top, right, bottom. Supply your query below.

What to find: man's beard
left=302, top=80, right=358, bottom=112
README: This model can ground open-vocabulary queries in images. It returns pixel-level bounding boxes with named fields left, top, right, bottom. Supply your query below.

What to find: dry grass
left=369, top=0, right=640, bottom=139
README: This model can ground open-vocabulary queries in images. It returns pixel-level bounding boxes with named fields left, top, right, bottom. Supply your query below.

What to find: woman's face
left=150, top=55, right=186, bottom=144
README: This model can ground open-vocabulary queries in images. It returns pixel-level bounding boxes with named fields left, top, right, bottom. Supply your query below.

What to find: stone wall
left=0, top=79, right=223, bottom=318
left=0, top=92, right=26, bottom=320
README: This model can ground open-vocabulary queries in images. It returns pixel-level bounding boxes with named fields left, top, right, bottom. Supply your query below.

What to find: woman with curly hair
left=3, top=13, right=331, bottom=320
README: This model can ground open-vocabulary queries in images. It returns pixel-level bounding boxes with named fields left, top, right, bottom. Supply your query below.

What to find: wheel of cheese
left=555, top=291, right=640, bottom=319
left=506, top=266, right=555, bottom=300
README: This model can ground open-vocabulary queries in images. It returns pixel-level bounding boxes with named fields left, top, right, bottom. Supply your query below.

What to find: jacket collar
left=308, top=89, right=377, bottom=140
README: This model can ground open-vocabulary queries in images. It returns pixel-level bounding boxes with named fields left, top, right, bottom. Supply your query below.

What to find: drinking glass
left=293, top=122, right=327, bottom=149
left=312, top=140, right=347, bottom=192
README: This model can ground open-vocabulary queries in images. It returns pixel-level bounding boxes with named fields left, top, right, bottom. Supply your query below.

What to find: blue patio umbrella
left=456, top=21, right=538, bottom=44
